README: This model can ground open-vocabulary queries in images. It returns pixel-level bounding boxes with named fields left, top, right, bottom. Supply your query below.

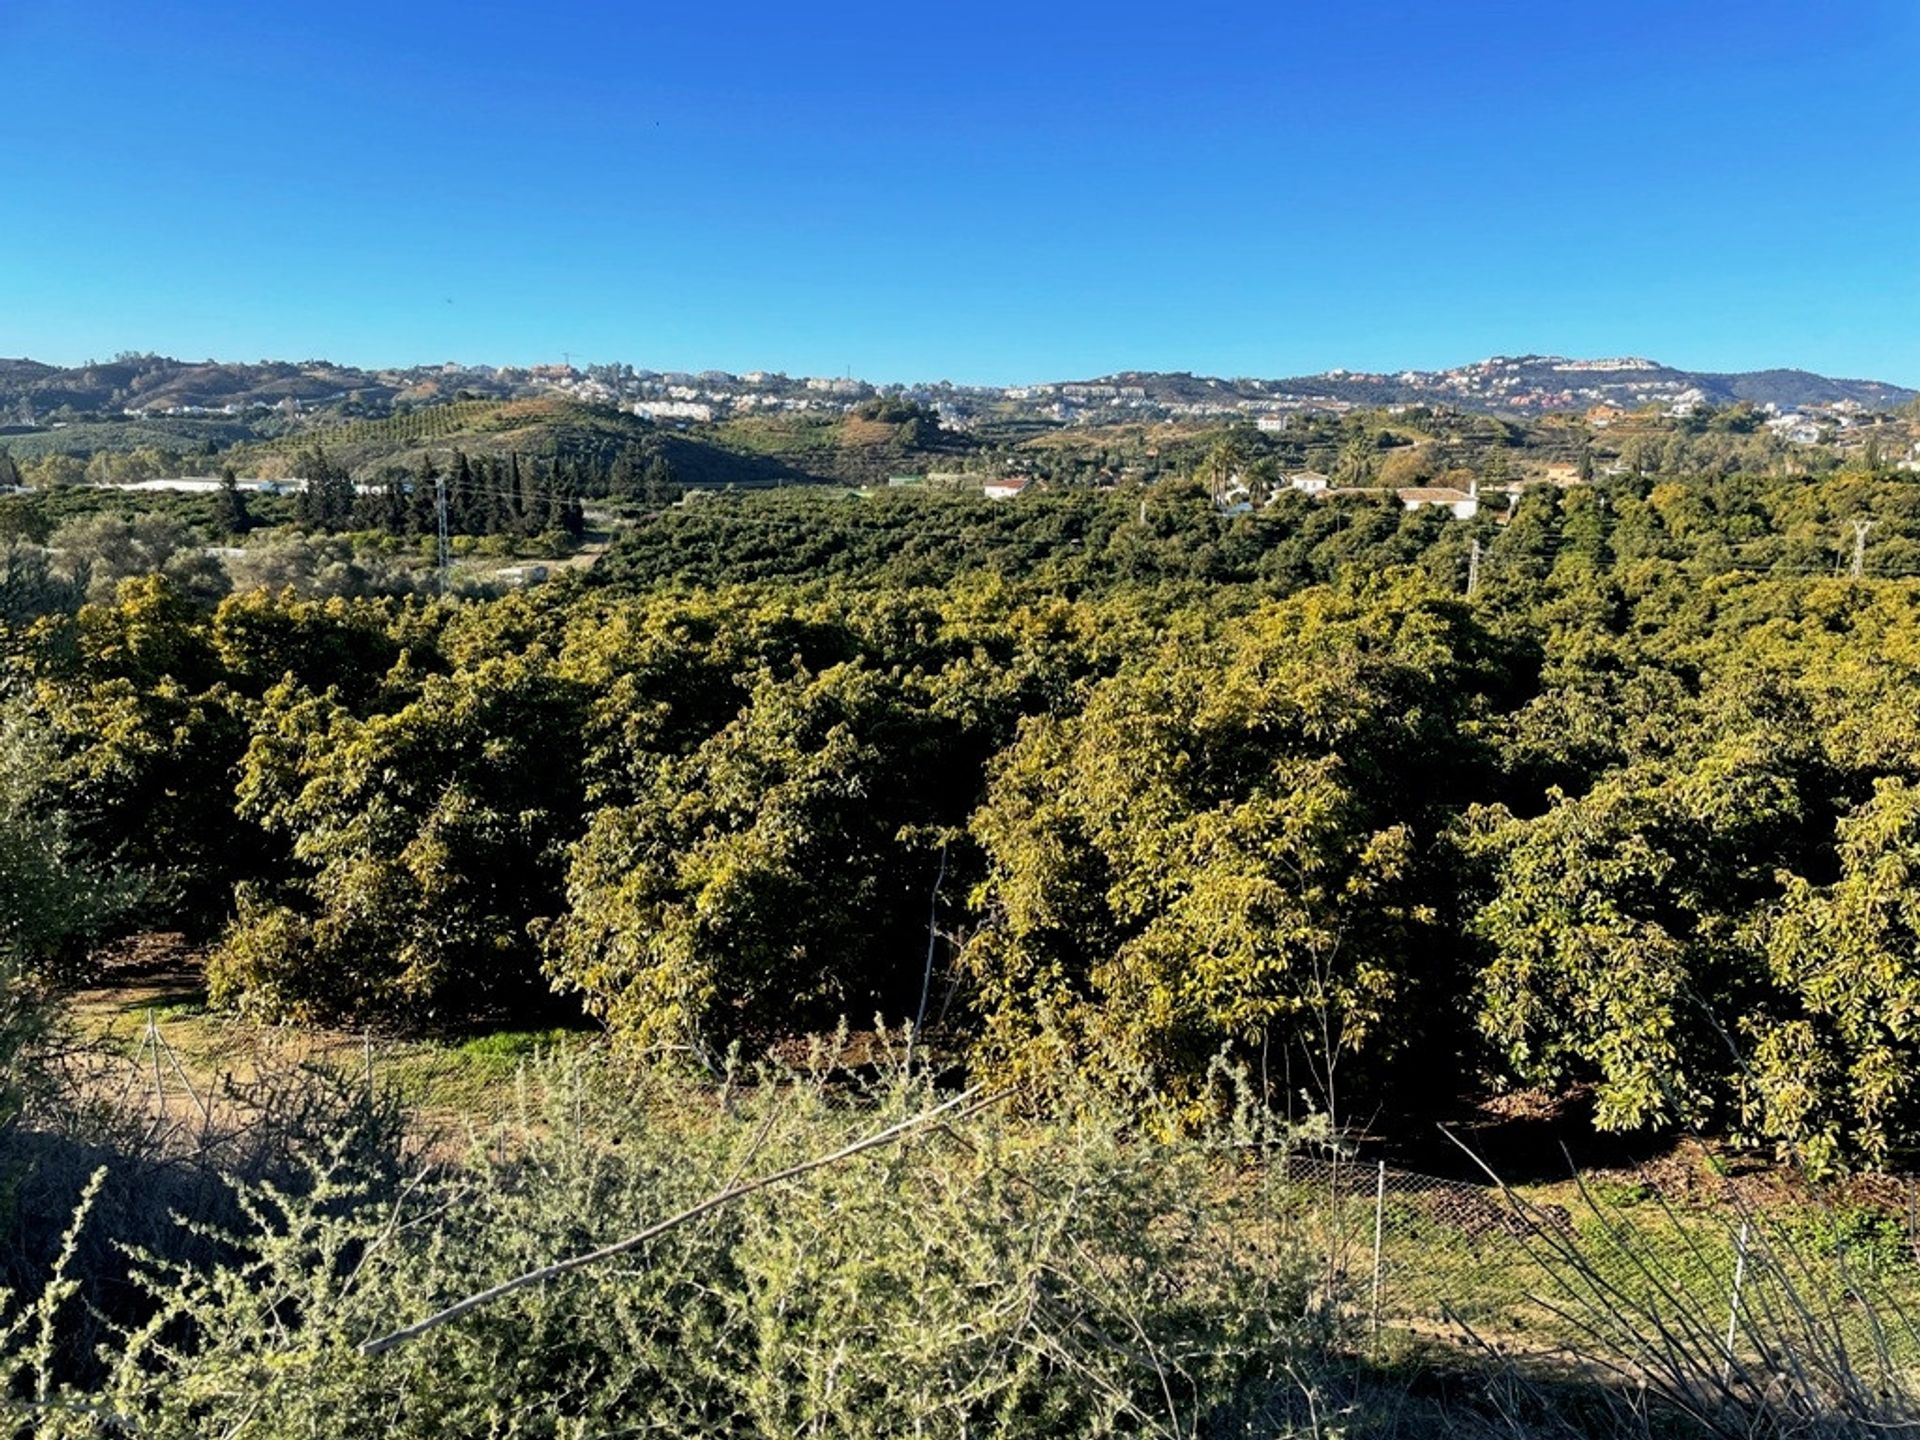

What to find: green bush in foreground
left=2, top=1052, right=1321, bottom=1438
left=10, top=1039, right=1920, bottom=1437
left=0, top=697, right=142, bottom=1129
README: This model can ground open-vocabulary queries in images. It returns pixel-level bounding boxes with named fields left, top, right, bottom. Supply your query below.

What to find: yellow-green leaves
left=1758, top=780, right=1920, bottom=1171
left=965, top=583, right=1489, bottom=1108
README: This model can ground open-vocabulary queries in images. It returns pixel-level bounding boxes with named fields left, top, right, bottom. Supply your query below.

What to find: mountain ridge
left=0, top=351, right=1909, bottom=424
left=1089, top=355, right=1914, bottom=414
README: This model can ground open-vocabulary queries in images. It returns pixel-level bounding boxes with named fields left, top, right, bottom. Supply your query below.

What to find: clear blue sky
left=2, top=1, right=1915, bottom=385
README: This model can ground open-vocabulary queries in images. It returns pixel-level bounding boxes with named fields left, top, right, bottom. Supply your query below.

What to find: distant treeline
left=600, top=467, right=1920, bottom=591
left=290, top=447, right=589, bottom=541
left=291, top=442, right=686, bottom=539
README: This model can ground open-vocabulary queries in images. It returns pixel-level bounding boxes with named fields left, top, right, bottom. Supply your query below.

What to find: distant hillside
left=0, top=355, right=407, bottom=418
left=225, top=397, right=658, bottom=475
left=0, top=354, right=532, bottom=424
left=1126, top=356, right=1917, bottom=416
left=211, top=401, right=977, bottom=489
left=693, top=413, right=981, bottom=487
left=1702, top=367, right=1913, bottom=409
left=0, top=351, right=1909, bottom=440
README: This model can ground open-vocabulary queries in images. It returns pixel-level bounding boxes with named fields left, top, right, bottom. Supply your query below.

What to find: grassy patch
left=454, top=1027, right=580, bottom=1061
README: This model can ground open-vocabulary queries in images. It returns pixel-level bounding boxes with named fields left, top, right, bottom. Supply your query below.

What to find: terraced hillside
left=236, top=403, right=987, bottom=489
left=225, top=398, right=656, bottom=474
left=694, top=412, right=984, bottom=487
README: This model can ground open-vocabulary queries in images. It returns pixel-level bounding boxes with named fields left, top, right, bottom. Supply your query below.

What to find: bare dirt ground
left=64, top=934, right=581, bottom=1150
left=66, top=936, right=1920, bottom=1233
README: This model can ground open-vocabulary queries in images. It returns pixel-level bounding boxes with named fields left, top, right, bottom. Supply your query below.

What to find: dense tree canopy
left=964, top=584, right=1500, bottom=1113
left=10, top=472, right=1920, bottom=1169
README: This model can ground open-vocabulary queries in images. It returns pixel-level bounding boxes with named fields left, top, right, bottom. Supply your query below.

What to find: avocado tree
left=965, top=581, right=1498, bottom=1115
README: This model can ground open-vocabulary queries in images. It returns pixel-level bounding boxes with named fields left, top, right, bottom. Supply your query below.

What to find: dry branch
left=359, top=1083, right=1009, bottom=1357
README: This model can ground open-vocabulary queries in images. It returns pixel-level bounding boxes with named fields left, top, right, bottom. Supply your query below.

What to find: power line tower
left=1849, top=518, right=1874, bottom=580
left=1466, top=537, right=1483, bottom=597
left=435, top=471, right=451, bottom=593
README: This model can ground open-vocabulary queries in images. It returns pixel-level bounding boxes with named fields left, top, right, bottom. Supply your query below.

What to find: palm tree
left=1336, top=429, right=1376, bottom=487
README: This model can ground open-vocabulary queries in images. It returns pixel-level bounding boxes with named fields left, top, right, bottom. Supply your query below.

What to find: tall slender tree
left=448, top=451, right=476, bottom=534
left=215, top=464, right=252, bottom=537
left=409, top=454, right=439, bottom=536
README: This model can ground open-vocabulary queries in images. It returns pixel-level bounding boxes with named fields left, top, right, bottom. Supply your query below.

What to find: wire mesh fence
left=78, top=1010, right=1920, bottom=1388
left=69, top=1004, right=583, bottom=1166
left=1268, top=1148, right=1920, bottom=1385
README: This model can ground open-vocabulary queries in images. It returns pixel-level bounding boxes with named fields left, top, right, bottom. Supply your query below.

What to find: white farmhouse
left=1397, top=480, right=1480, bottom=520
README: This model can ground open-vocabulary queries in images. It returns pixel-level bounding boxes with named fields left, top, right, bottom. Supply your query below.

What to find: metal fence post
left=1722, top=1217, right=1752, bottom=1389
left=1370, top=1160, right=1387, bottom=1352
left=146, top=1008, right=166, bottom=1114
left=1908, top=1180, right=1917, bottom=1267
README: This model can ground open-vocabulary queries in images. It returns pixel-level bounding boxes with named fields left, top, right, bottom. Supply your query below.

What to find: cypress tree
left=381, top=472, right=407, bottom=535
left=510, top=453, right=534, bottom=534
left=331, top=456, right=355, bottom=529
left=293, top=446, right=321, bottom=528
left=299, top=446, right=353, bottom=531
left=483, top=456, right=513, bottom=536
left=642, top=455, right=678, bottom=510
left=564, top=460, right=590, bottom=539
left=449, top=451, right=475, bottom=534
left=215, top=464, right=252, bottom=537
left=541, top=460, right=567, bottom=533
left=410, top=454, right=439, bottom=535
left=608, top=443, right=641, bottom=499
